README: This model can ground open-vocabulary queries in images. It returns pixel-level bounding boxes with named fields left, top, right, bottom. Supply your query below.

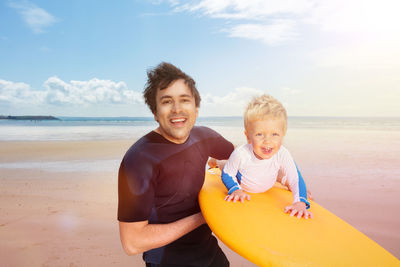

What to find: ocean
left=0, top=116, right=399, bottom=142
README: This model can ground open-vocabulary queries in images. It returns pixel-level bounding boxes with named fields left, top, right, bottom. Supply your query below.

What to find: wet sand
left=0, top=140, right=256, bottom=266
left=0, top=132, right=399, bottom=266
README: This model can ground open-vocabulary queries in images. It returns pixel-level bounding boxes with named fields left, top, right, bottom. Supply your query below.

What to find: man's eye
left=162, top=100, right=171, bottom=104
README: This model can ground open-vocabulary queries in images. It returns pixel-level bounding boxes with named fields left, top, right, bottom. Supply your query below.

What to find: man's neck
left=154, top=127, right=190, bottom=144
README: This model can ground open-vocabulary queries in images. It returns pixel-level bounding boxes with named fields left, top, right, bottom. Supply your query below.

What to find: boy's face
left=245, top=118, right=285, bottom=160
left=154, top=79, right=198, bottom=144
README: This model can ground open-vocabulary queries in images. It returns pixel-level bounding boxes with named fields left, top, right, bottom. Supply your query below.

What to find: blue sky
left=1, top=0, right=399, bottom=117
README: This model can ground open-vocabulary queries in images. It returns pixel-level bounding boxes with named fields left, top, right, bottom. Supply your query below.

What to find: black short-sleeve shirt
left=118, top=126, right=234, bottom=265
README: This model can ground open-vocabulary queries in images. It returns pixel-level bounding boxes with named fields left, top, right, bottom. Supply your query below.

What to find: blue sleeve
left=296, top=163, right=310, bottom=209
left=221, top=170, right=240, bottom=194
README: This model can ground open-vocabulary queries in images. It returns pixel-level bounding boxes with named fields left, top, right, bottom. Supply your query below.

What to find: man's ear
left=153, top=112, right=158, bottom=123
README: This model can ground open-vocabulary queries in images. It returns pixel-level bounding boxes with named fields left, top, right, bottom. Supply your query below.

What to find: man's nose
left=172, top=101, right=182, bottom=113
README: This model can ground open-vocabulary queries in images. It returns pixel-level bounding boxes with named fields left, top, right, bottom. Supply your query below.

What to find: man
left=118, top=62, right=234, bottom=266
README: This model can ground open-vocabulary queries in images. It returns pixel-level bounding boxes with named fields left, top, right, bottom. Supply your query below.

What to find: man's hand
left=207, top=157, right=218, bottom=169
left=284, top=201, right=313, bottom=219
left=207, top=157, right=228, bottom=170
left=224, top=189, right=250, bottom=203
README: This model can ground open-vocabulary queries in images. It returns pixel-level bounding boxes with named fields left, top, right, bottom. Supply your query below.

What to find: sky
left=1, top=0, right=399, bottom=117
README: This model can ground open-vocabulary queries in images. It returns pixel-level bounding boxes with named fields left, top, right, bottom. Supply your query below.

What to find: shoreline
left=1, top=139, right=399, bottom=266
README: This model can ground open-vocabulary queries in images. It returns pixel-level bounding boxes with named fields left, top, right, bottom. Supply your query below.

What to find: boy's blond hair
left=244, top=94, right=287, bottom=134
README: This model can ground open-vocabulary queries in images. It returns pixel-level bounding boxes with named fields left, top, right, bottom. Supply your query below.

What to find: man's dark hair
left=143, top=62, right=201, bottom=114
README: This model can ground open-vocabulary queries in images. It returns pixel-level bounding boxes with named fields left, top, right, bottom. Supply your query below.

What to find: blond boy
left=221, top=94, right=313, bottom=219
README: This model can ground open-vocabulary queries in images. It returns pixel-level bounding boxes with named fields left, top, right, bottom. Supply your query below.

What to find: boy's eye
left=255, top=133, right=263, bottom=137
left=272, top=133, right=279, bottom=136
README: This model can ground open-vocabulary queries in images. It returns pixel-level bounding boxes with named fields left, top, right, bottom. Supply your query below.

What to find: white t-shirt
left=222, top=143, right=301, bottom=204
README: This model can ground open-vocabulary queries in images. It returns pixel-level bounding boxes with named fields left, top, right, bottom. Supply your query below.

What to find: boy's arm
left=278, top=148, right=313, bottom=219
left=284, top=167, right=314, bottom=219
left=221, top=149, right=242, bottom=195
left=295, top=165, right=310, bottom=209
left=278, top=149, right=310, bottom=208
left=221, top=168, right=241, bottom=194
left=281, top=171, right=313, bottom=200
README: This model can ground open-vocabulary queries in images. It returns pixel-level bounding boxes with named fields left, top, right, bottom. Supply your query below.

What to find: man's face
left=154, top=79, right=198, bottom=144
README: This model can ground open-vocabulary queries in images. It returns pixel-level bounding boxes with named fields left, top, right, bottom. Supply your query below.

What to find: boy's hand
left=284, top=202, right=313, bottom=219
left=225, top=190, right=250, bottom=203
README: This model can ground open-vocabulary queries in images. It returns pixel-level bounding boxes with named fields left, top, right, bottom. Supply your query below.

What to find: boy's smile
left=261, top=146, right=273, bottom=156
left=245, top=118, right=285, bottom=160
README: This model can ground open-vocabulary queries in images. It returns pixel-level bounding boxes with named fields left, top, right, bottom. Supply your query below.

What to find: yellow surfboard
left=199, top=169, right=399, bottom=267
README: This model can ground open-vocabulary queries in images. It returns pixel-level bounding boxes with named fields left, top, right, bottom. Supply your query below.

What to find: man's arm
left=119, top=212, right=205, bottom=255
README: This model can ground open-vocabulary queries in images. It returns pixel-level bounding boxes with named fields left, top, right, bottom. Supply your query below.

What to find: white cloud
left=227, top=20, right=298, bottom=45
left=173, top=0, right=310, bottom=45
left=169, top=0, right=400, bottom=45
left=178, top=0, right=312, bottom=19
left=201, top=87, right=265, bottom=116
left=305, top=0, right=400, bottom=72
left=0, top=79, right=45, bottom=104
left=9, top=1, right=57, bottom=33
left=0, top=77, right=143, bottom=107
left=281, top=87, right=300, bottom=96
left=201, top=87, right=306, bottom=116
left=307, top=0, right=400, bottom=35
left=312, top=40, right=400, bottom=71
left=44, top=77, right=143, bottom=105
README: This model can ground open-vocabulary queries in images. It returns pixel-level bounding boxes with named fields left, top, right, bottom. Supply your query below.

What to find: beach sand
left=0, top=140, right=257, bottom=267
left=1, top=132, right=399, bottom=266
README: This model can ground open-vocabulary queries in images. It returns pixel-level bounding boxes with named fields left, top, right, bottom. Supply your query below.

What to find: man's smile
left=169, top=116, right=187, bottom=127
